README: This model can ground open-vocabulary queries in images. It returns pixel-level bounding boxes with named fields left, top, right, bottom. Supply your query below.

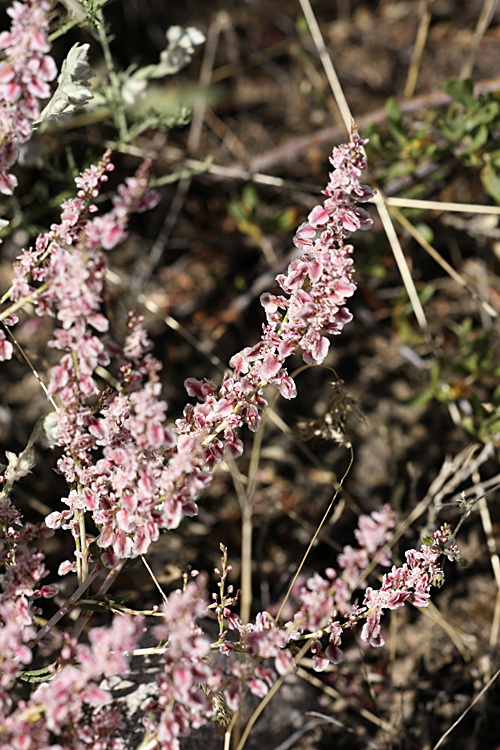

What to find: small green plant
left=366, top=77, right=500, bottom=202
left=404, top=317, right=500, bottom=442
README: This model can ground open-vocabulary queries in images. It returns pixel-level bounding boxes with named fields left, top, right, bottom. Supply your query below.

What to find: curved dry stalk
left=274, top=446, right=354, bottom=625
left=431, top=665, right=500, bottom=749
left=0, top=325, right=59, bottom=412
left=141, top=554, right=169, bottom=606
left=232, top=640, right=312, bottom=750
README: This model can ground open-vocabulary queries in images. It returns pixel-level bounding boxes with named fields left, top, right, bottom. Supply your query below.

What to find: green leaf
left=414, top=222, right=434, bottom=243
left=275, top=206, right=298, bottom=232
left=242, top=184, right=259, bottom=213
left=460, top=124, right=489, bottom=154
left=18, top=664, right=59, bottom=684
left=385, top=96, right=406, bottom=144
left=481, top=164, right=500, bottom=203
left=399, top=390, right=434, bottom=407
left=227, top=195, right=248, bottom=223
left=460, top=415, right=476, bottom=435
left=443, top=77, right=476, bottom=108
left=467, top=100, right=499, bottom=127
left=439, top=113, right=467, bottom=142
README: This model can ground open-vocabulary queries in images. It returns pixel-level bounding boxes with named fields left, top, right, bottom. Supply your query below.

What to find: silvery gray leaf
left=36, top=43, right=95, bottom=125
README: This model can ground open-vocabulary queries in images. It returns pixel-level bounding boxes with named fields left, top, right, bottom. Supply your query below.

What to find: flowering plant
left=0, top=2, right=464, bottom=749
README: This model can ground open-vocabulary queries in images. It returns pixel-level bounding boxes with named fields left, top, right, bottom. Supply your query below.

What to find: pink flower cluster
left=144, top=576, right=225, bottom=747
left=0, top=0, right=56, bottom=194
left=140, top=517, right=460, bottom=748
left=171, top=129, right=375, bottom=516
left=3, top=129, right=375, bottom=573
left=1, top=153, right=163, bottom=570
left=217, top=505, right=395, bottom=682
left=361, top=523, right=460, bottom=647
left=0, top=494, right=57, bottom=694
left=0, top=614, right=142, bottom=750
left=0, top=2, right=466, bottom=745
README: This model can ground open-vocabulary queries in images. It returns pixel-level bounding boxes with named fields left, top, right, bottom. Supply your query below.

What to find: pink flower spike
left=0, top=0, right=56, bottom=195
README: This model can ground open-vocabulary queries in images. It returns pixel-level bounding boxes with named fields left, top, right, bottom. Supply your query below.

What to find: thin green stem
left=27, top=564, right=103, bottom=648
left=78, top=510, right=89, bottom=583
left=95, top=10, right=129, bottom=142
left=73, top=509, right=82, bottom=582
left=0, top=292, right=40, bottom=321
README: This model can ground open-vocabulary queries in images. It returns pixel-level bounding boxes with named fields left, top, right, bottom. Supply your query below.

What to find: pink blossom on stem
left=148, top=576, right=228, bottom=747
left=170, top=128, right=374, bottom=527
left=0, top=495, right=56, bottom=690
left=361, top=524, right=460, bottom=647
left=0, top=330, right=13, bottom=361
left=0, top=614, right=141, bottom=749
left=3, top=131, right=374, bottom=572
left=0, top=0, right=57, bottom=194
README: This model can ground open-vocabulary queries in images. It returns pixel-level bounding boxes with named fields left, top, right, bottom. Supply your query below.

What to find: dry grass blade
left=71, top=561, right=127, bottom=641
left=388, top=203, right=498, bottom=319
left=299, top=0, right=428, bottom=329
left=269, top=716, right=339, bottom=750
left=373, top=192, right=428, bottom=327
left=298, top=0, right=352, bottom=134
left=417, top=600, right=472, bottom=660
left=460, top=0, right=499, bottom=79
left=295, top=667, right=393, bottom=733
left=187, top=11, right=232, bottom=154
left=304, top=712, right=383, bottom=749
left=135, top=12, right=232, bottom=291
left=385, top=196, right=500, bottom=215
left=475, top=475, right=500, bottom=647
left=431, top=666, right=500, bottom=749
left=404, top=0, right=434, bottom=99
left=28, top=564, right=103, bottom=648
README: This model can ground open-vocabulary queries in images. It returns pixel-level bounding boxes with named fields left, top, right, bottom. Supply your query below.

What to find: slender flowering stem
left=0, top=102, right=466, bottom=746
left=0, top=0, right=56, bottom=194
left=3, top=129, right=377, bottom=573
left=33, top=129, right=372, bottom=571
left=171, top=128, right=375, bottom=524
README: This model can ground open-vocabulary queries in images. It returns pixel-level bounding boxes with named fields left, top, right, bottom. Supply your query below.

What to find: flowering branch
left=0, top=117, right=465, bottom=748
left=1, top=127, right=375, bottom=579
left=0, top=0, right=56, bottom=194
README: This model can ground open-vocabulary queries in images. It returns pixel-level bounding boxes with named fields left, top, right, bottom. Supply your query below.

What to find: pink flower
left=0, top=0, right=57, bottom=195
left=0, top=330, right=13, bottom=361
left=360, top=524, right=460, bottom=647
